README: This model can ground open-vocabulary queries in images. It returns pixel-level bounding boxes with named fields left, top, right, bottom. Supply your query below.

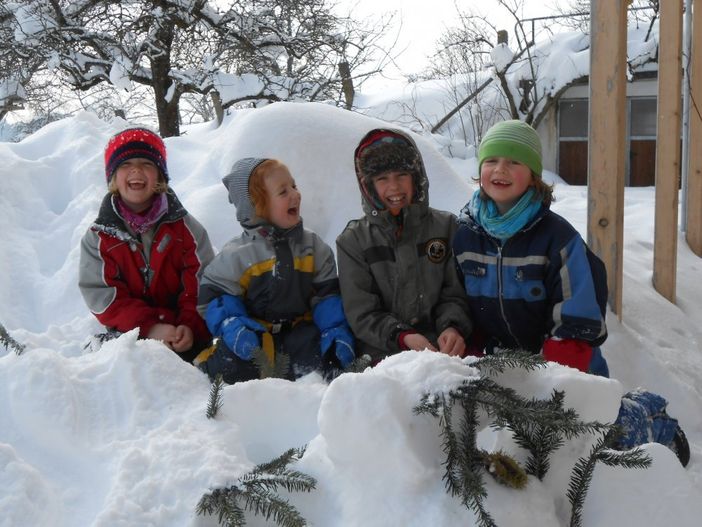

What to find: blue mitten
left=313, top=295, right=355, bottom=368
left=320, top=325, right=355, bottom=368
left=220, top=316, right=266, bottom=360
left=205, top=295, right=265, bottom=360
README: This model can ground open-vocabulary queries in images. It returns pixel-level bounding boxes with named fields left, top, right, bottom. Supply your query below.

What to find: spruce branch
left=206, top=374, right=225, bottom=419
left=473, top=350, right=546, bottom=376
left=252, top=346, right=290, bottom=379
left=197, top=447, right=315, bottom=527
left=1, top=322, right=25, bottom=355
left=566, top=431, right=651, bottom=527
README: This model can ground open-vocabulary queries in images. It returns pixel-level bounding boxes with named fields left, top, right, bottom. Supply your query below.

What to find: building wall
left=536, top=78, right=660, bottom=186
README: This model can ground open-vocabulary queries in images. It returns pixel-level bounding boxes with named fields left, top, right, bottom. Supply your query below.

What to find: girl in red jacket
left=79, top=127, right=214, bottom=362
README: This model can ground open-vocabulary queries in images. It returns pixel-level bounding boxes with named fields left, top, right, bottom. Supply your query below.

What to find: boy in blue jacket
left=453, top=119, right=689, bottom=466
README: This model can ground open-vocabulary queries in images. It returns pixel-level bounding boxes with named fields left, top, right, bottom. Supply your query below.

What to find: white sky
left=343, top=0, right=552, bottom=86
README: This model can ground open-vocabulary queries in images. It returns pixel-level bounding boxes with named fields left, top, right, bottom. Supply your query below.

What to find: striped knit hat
left=222, top=157, right=268, bottom=227
left=104, top=127, right=169, bottom=183
left=478, top=120, right=542, bottom=177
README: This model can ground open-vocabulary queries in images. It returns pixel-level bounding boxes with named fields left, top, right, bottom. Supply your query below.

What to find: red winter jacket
left=79, top=191, right=214, bottom=348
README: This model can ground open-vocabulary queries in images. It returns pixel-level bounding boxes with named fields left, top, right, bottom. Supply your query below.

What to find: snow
left=2, top=23, right=702, bottom=527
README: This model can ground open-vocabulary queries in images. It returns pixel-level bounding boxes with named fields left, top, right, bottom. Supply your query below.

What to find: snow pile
left=1, top=101, right=702, bottom=526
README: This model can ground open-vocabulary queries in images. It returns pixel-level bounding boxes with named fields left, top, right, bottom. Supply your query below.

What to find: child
left=336, top=128, right=472, bottom=363
left=453, top=119, right=608, bottom=374
left=196, top=158, right=354, bottom=383
left=79, top=127, right=214, bottom=362
left=453, top=119, right=689, bottom=466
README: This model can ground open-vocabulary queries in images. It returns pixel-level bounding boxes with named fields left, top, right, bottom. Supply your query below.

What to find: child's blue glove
left=320, top=325, right=355, bottom=368
left=221, top=316, right=266, bottom=361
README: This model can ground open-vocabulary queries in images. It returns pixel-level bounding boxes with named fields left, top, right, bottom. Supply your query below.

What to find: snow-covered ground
left=1, top=101, right=701, bottom=526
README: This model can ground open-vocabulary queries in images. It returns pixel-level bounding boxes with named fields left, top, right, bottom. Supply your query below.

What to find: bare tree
left=0, top=0, right=391, bottom=136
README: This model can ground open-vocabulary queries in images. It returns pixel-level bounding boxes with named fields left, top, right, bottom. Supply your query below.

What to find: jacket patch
left=423, top=238, right=449, bottom=264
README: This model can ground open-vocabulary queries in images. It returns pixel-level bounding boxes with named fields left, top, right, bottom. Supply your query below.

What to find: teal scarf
left=468, top=187, right=543, bottom=241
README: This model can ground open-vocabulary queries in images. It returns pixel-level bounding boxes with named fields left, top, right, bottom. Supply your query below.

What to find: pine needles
left=206, top=374, right=225, bottom=419
left=197, top=447, right=316, bottom=527
left=566, top=430, right=651, bottom=527
left=0, top=321, right=25, bottom=355
left=415, top=351, right=651, bottom=526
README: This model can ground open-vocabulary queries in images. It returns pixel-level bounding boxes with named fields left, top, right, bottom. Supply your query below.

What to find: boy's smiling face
left=263, top=166, right=301, bottom=229
left=371, top=170, right=414, bottom=214
left=480, top=156, right=534, bottom=215
left=113, top=158, right=161, bottom=212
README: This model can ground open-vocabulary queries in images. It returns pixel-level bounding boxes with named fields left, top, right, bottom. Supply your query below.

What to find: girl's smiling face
left=113, top=158, right=161, bottom=212
left=480, top=156, right=534, bottom=214
left=263, top=166, right=301, bottom=229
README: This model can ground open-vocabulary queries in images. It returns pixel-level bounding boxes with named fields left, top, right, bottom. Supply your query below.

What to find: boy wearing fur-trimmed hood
left=336, top=128, right=472, bottom=363
left=196, top=158, right=354, bottom=383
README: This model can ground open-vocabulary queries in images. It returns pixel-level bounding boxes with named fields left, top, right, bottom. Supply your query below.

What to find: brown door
left=558, top=140, right=588, bottom=185
left=629, top=140, right=656, bottom=186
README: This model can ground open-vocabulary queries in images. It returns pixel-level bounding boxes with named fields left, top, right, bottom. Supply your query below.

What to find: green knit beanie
left=478, top=120, right=543, bottom=177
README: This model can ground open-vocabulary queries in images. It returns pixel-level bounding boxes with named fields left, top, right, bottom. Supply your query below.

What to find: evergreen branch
left=458, top=393, right=497, bottom=527
left=196, top=487, right=246, bottom=526
left=206, top=374, right=225, bottom=419
left=197, top=446, right=315, bottom=527
left=596, top=447, right=651, bottom=470
left=566, top=432, right=651, bottom=527
left=252, top=346, right=291, bottom=379
left=239, top=488, right=308, bottom=527
left=473, top=350, right=546, bottom=376
left=0, top=322, right=25, bottom=355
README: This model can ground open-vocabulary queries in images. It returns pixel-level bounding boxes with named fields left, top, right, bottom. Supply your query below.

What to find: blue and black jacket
left=452, top=204, right=607, bottom=354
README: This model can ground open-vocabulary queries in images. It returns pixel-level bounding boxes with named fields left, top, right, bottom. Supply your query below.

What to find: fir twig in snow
left=567, top=431, right=651, bottom=527
left=206, top=375, right=225, bottom=419
left=253, top=347, right=290, bottom=379
left=415, top=352, right=643, bottom=526
left=0, top=322, right=25, bottom=355
left=473, top=349, right=546, bottom=376
left=508, top=390, right=610, bottom=480
left=197, top=447, right=316, bottom=527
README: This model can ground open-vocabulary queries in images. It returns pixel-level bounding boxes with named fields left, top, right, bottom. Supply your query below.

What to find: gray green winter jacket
left=336, top=129, right=472, bottom=361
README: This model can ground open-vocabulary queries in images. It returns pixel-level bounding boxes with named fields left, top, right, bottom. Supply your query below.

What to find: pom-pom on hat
left=104, top=127, right=169, bottom=184
left=478, top=120, right=543, bottom=177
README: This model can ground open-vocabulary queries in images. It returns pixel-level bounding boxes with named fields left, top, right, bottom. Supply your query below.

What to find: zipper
left=495, top=240, right=523, bottom=349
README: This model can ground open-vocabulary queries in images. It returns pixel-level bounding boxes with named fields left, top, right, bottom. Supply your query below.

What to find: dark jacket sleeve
left=546, top=233, right=607, bottom=346
left=433, top=216, right=472, bottom=339
left=336, top=226, right=406, bottom=354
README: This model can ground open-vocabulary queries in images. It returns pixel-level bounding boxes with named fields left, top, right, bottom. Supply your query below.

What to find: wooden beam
left=686, top=0, right=702, bottom=255
left=588, top=0, right=628, bottom=318
left=653, top=0, right=684, bottom=303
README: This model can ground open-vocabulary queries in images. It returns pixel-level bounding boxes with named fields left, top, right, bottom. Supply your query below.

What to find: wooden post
left=588, top=0, right=628, bottom=318
left=653, top=0, right=684, bottom=303
left=686, top=0, right=702, bottom=255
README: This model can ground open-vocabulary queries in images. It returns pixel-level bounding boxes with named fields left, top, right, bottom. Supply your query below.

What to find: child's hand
left=172, top=325, right=194, bottom=353
left=403, top=333, right=438, bottom=352
left=146, top=323, right=178, bottom=350
left=437, top=327, right=466, bottom=357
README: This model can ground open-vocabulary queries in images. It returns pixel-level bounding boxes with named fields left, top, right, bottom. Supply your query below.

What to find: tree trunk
left=150, top=8, right=180, bottom=137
